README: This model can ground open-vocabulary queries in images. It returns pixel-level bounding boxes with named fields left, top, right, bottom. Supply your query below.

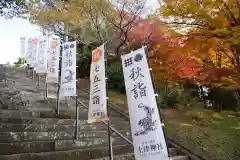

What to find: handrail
left=76, top=97, right=134, bottom=146
left=81, top=88, right=207, bottom=160
left=82, top=89, right=130, bottom=119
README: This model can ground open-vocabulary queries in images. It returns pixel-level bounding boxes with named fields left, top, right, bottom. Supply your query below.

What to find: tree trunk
left=199, top=86, right=208, bottom=109
left=234, top=91, right=240, bottom=112
left=164, top=79, right=168, bottom=96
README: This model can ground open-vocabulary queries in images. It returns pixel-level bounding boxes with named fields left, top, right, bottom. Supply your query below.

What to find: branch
left=221, top=49, right=237, bottom=68
left=235, top=0, right=240, bottom=23
left=86, top=1, right=103, bottom=42
left=218, top=0, right=238, bottom=25
left=54, top=29, right=93, bottom=45
left=164, top=21, right=211, bottom=29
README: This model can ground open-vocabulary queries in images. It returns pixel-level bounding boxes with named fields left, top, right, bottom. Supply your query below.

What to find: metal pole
left=55, top=23, right=68, bottom=114
left=26, top=65, right=28, bottom=76
left=27, top=64, right=30, bottom=77
left=37, top=73, right=40, bottom=88
left=104, top=43, right=113, bottom=160
left=75, top=65, right=79, bottom=140
left=75, top=97, right=79, bottom=140
left=56, top=82, right=60, bottom=114
left=44, top=82, right=47, bottom=100
left=42, top=28, right=50, bottom=101
left=107, top=117, right=113, bottom=160
left=32, top=69, right=35, bottom=82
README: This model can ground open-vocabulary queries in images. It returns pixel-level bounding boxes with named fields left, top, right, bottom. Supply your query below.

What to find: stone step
left=171, top=156, right=189, bottom=160
left=24, top=106, right=85, bottom=113
left=0, top=117, right=129, bottom=126
left=0, top=131, right=131, bottom=143
left=40, top=109, right=124, bottom=119
left=0, top=105, right=21, bottom=110
left=90, top=153, right=135, bottom=160
left=0, top=139, right=179, bottom=157
left=0, top=141, right=55, bottom=155
left=0, top=117, right=130, bottom=129
left=90, top=154, right=189, bottom=160
left=0, top=109, right=40, bottom=118
left=56, top=139, right=178, bottom=157
left=0, top=117, right=78, bottom=125
left=54, top=137, right=132, bottom=151
left=39, top=111, right=90, bottom=119
left=0, top=137, right=131, bottom=155
left=0, top=123, right=130, bottom=132
left=0, top=144, right=134, bottom=160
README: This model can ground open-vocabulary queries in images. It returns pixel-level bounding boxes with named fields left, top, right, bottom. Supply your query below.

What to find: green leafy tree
left=13, top=57, right=25, bottom=68
left=0, top=0, right=27, bottom=18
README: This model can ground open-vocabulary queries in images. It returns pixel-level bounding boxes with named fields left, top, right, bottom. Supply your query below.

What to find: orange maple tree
left=126, top=17, right=201, bottom=86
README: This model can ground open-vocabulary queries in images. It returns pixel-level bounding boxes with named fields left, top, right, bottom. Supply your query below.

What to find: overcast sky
left=0, top=0, right=159, bottom=64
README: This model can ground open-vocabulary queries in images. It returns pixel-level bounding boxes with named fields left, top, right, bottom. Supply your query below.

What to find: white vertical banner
left=26, top=38, right=33, bottom=65
left=46, top=37, right=60, bottom=83
left=88, top=44, right=108, bottom=123
left=121, top=47, right=169, bottom=160
left=59, top=41, right=77, bottom=98
left=31, top=38, right=39, bottom=69
left=36, top=37, right=48, bottom=74
left=20, top=37, right=26, bottom=58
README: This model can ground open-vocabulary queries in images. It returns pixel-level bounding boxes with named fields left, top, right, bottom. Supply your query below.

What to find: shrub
left=189, top=111, right=205, bottom=122
left=157, top=90, right=179, bottom=109
left=77, top=53, right=91, bottom=78
left=156, top=83, right=184, bottom=109
left=106, top=63, right=125, bottom=93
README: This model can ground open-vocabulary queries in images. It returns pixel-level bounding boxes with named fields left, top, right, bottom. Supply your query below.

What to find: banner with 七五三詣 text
left=59, top=41, right=77, bottom=98
left=36, top=37, right=48, bottom=74
left=88, top=44, right=108, bottom=123
left=46, top=37, right=60, bottom=83
left=121, top=47, right=169, bottom=160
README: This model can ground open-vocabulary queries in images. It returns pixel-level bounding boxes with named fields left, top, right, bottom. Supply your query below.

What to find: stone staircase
left=0, top=67, right=190, bottom=160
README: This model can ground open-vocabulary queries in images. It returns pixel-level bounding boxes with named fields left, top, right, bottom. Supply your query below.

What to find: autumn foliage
left=28, top=0, right=240, bottom=90
left=126, top=17, right=201, bottom=86
left=125, top=0, right=240, bottom=90
left=158, top=0, right=240, bottom=89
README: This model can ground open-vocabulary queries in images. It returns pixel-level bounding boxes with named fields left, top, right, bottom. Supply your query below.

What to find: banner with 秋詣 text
left=59, top=41, right=77, bottom=98
left=121, top=47, right=169, bottom=160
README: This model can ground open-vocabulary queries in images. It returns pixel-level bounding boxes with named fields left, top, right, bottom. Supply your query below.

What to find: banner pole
left=26, top=63, right=29, bottom=76
left=32, top=69, right=35, bottom=82
left=45, top=73, right=48, bottom=100
left=104, top=43, right=113, bottom=160
left=56, top=81, right=60, bottom=114
left=44, top=82, right=47, bottom=100
left=56, top=41, right=62, bottom=115
left=75, top=96, right=79, bottom=140
left=107, top=104, right=113, bottom=160
left=75, top=65, right=79, bottom=140
left=37, top=73, right=40, bottom=88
